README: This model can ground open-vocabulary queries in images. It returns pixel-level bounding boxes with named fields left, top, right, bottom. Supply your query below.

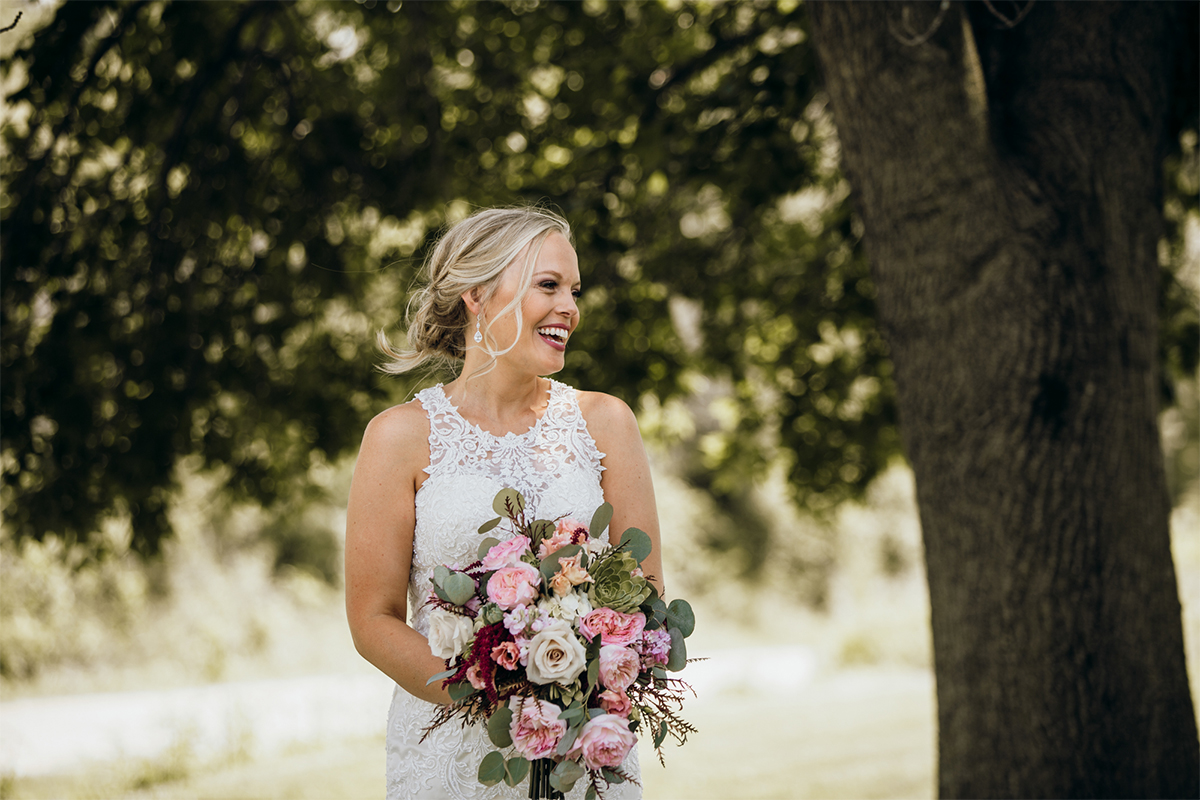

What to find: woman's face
left=482, top=232, right=581, bottom=377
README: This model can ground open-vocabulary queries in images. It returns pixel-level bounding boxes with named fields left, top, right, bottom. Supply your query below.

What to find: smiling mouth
left=537, top=326, right=569, bottom=348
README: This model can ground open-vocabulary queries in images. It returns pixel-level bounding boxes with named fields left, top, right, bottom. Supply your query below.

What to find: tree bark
left=809, top=2, right=1199, bottom=797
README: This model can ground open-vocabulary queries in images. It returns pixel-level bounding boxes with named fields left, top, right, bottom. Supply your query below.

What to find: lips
left=537, top=326, right=569, bottom=351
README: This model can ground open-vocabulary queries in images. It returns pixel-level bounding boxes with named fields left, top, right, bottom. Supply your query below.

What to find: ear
left=461, top=288, right=482, bottom=316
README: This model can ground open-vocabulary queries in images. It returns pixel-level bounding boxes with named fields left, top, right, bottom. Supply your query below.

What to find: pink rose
left=578, top=609, right=646, bottom=647
left=482, top=536, right=532, bottom=571
left=491, top=641, right=520, bottom=671
left=508, top=696, right=566, bottom=760
left=538, top=518, right=590, bottom=558
left=487, top=563, right=541, bottom=610
left=597, top=644, right=640, bottom=692
left=597, top=689, right=632, bottom=718
left=569, top=714, right=636, bottom=770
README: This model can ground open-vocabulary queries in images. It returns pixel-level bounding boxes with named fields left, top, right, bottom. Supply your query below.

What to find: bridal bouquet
left=422, top=487, right=697, bottom=800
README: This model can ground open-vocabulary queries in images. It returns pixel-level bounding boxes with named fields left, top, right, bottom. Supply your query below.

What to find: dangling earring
left=474, top=317, right=483, bottom=344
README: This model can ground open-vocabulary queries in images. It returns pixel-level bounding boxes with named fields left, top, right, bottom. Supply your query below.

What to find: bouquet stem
left=529, top=758, right=564, bottom=800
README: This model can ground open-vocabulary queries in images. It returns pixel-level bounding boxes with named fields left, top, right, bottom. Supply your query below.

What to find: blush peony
left=597, top=688, right=632, bottom=717
left=426, top=608, right=475, bottom=660
left=508, top=696, right=567, bottom=760
left=487, top=563, right=541, bottom=610
left=597, top=644, right=640, bottom=692
left=481, top=535, right=532, bottom=571
left=569, top=713, right=636, bottom=770
left=524, top=619, right=587, bottom=686
left=578, top=608, right=646, bottom=647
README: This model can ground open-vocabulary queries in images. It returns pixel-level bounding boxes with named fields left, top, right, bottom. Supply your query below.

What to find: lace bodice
left=387, top=379, right=641, bottom=800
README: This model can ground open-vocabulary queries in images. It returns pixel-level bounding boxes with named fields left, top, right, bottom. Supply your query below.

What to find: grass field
left=4, top=665, right=935, bottom=800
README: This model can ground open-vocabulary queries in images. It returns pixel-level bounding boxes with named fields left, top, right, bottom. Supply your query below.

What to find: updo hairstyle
left=378, top=206, right=573, bottom=377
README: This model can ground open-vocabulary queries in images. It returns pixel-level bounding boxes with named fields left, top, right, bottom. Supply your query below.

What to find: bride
left=344, top=206, right=662, bottom=799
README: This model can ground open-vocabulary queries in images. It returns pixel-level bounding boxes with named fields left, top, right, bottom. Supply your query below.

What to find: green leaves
left=425, top=667, right=457, bottom=686
left=432, top=566, right=476, bottom=606
left=589, top=501, right=613, bottom=537
left=478, top=752, right=506, bottom=786
left=550, top=758, right=586, bottom=793
left=666, top=626, right=688, bottom=672
left=487, top=705, right=513, bottom=748
left=653, top=720, right=669, bottom=748
left=447, top=681, right=477, bottom=702
left=477, top=536, right=501, bottom=559
left=492, top=488, right=525, bottom=519
left=666, top=599, right=695, bottom=638
left=478, top=751, right=529, bottom=789
left=619, top=527, right=653, bottom=564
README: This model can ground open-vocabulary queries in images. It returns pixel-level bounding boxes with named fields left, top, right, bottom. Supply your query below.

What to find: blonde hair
left=378, top=206, right=573, bottom=377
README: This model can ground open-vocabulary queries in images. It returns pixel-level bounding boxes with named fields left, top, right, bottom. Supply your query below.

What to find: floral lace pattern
left=386, top=380, right=641, bottom=800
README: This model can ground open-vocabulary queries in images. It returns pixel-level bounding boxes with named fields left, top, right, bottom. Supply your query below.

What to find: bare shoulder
left=576, top=390, right=636, bottom=427
left=575, top=390, right=642, bottom=449
left=358, top=397, right=431, bottom=469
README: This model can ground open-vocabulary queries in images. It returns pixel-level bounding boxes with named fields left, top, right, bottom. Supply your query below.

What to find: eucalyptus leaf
left=433, top=565, right=451, bottom=586
left=666, top=627, right=687, bottom=672
left=551, top=759, right=586, bottom=793
left=558, top=703, right=585, bottom=722
left=443, top=572, right=476, bottom=606
left=665, top=598, right=696, bottom=638
left=425, top=666, right=457, bottom=686
left=556, top=723, right=581, bottom=756
left=492, top=487, right=526, bottom=518
left=587, top=658, right=600, bottom=694
left=618, top=527, right=652, bottom=564
left=477, top=517, right=501, bottom=535
left=487, top=705, right=514, bottom=748
left=478, top=751, right=506, bottom=786
left=589, top=502, right=613, bottom=537
left=477, top=535, right=502, bottom=558
left=585, top=785, right=598, bottom=800
left=448, top=681, right=478, bottom=702
left=504, top=756, right=530, bottom=787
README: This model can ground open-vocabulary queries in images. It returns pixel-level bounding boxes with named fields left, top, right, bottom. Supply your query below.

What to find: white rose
left=525, top=619, right=587, bottom=686
left=427, top=608, right=475, bottom=660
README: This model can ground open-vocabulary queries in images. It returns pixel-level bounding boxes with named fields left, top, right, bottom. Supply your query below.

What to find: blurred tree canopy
left=1, top=0, right=1193, bottom=562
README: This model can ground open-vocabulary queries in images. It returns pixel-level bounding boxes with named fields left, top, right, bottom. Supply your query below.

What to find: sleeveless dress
left=386, top=379, right=642, bottom=800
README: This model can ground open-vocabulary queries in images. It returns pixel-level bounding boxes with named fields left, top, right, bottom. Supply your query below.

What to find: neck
left=445, top=356, right=549, bottom=429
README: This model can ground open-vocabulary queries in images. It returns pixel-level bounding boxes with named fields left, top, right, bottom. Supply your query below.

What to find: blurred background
left=1, top=1, right=1196, bottom=798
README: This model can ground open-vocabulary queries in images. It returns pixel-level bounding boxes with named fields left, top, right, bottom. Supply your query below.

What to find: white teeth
left=537, top=327, right=568, bottom=342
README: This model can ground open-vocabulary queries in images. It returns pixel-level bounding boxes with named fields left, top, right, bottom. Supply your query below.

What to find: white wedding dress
left=386, top=379, right=642, bottom=800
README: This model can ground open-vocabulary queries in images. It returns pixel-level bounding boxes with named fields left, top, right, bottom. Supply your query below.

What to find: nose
left=559, top=290, right=579, bottom=319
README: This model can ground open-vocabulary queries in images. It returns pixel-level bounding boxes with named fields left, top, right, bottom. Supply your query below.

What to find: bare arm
left=579, top=392, right=665, bottom=596
left=344, top=403, right=452, bottom=704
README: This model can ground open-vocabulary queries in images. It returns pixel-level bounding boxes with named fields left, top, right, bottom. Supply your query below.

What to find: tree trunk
left=808, top=2, right=1198, bottom=797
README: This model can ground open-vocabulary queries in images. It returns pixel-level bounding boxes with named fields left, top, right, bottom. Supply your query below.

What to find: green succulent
left=588, top=551, right=652, bottom=613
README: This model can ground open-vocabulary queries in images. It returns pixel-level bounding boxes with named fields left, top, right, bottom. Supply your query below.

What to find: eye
left=571, top=289, right=582, bottom=298
left=539, top=280, right=557, bottom=290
